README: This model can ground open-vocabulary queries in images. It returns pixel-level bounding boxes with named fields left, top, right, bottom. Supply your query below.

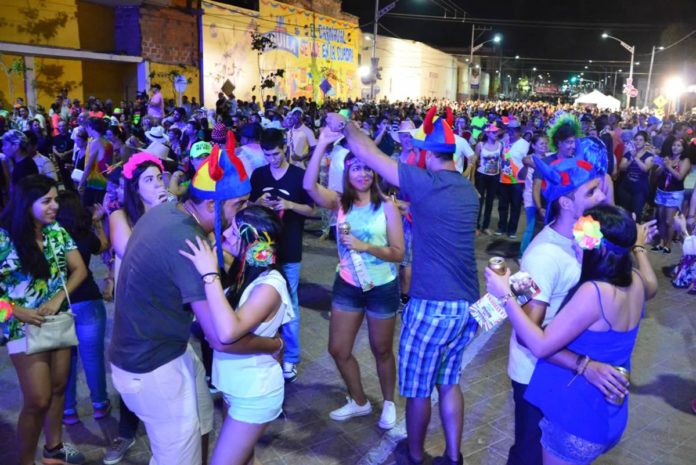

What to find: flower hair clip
left=573, top=215, right=603, bottom=250
left=0, top=298, right=14, bottom=323
left=245, top=241, right=275, bottom=267
left=123, top=152, right=164, bottom=180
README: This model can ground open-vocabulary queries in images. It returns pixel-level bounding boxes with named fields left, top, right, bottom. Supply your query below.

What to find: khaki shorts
left=111, top=344, right=213, bottom=465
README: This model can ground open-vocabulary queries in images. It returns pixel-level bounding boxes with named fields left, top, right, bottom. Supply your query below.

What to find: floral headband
left=573, top=215, right=628, bottom=255
left=123, top=152, right=164, bottom=180
left=238, top=222, right=276, bottom=267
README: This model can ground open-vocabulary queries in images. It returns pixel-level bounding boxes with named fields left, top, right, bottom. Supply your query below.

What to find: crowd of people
left=0, top=87, right=694, bottom=465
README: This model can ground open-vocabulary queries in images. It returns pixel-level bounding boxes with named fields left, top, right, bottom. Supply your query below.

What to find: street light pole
left=602, top=33, right=635, bottom=109
left=371, top=0, right=379, bottom=101
left=645, top=45, right=658, bottom=108
left=627, top=47, right=635, bottom=109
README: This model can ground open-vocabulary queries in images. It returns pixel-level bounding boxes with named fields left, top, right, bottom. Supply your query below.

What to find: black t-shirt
left=70, top=232, right=103, bottom=303
left=109, top=202, right=208, bottom=373
left=11, top=156, right=38, bottom=186
left=250, top=164, right=313, bottom=263
left=52, top=134, right=74, bottom=155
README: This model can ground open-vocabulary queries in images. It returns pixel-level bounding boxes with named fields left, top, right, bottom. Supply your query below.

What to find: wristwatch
left=202, top=273, right=220, bottom=284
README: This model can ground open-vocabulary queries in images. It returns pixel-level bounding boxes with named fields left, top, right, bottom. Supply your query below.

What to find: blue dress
left=525, top=281, right=643, bottom=448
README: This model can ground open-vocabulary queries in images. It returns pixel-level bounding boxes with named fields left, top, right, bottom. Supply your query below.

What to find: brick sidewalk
left=0, top=223, right=694, bottom=464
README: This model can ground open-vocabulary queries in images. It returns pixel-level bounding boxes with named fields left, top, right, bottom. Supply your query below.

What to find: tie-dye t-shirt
left=336, top=202, right=397, bottom=288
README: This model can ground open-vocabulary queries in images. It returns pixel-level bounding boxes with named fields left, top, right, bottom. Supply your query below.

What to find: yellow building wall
left=0, top=54, right=28, bottom=109
left=76, top=1, right=116, bottom=53
left=33, top=57, right=84, bottom=109
left=83, top=61, right=138, bottom=105
left=0, top=0, right=80, bottom=48
left=258, top=0, right=360, bottom=102
left=201, top=1, right=260, bottom=107
left=149, top=62, right=201, bottom=103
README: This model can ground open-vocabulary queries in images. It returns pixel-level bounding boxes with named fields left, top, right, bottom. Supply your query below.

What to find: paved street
left=1, top=219, right=694, bottom=465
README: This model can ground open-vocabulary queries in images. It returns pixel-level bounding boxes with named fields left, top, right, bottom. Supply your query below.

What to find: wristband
left=201, top=272, right=220, bottom=284
left=631, top=245, right=646, bottom=253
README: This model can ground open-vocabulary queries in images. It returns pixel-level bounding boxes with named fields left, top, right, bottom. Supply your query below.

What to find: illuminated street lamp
left=602, top=32, right=635, bottom=108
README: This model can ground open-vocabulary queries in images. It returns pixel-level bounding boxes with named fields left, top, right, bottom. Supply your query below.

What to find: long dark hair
left=578, top=205, right=636, bottom=288
left=56, top=190, right=91, bottom=241
left=340, top=153, right=382, bottom=213
left=226, top=205, right=288, bottom=307
left=0, top=175, right=57, bottom=280
left=123, top=161, right=162, bottom=226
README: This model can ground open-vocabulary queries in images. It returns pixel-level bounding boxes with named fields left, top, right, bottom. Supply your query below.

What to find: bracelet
left=498, top=292, right=515, bottom=306
left=577, top=355, right=591, bottom=375
left=568, top=355, right=591, bottom=386
left=272, top=337, right=284, bottom=358
left=631, top=245, right=646, bottom=253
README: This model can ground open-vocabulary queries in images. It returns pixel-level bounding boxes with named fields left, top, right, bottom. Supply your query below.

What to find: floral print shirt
left=0, top=222, right=76, bottom=344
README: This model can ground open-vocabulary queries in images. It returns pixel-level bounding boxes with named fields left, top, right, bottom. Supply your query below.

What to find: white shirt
left=454, top=135, right=475, bottom=174
left=327, top=142, right=350, bottom=194
left=33, top=154, right=58, bottom=180
left=237, top=144, right=267, bottom=176
left=508, top=224, right=581, bottom=384
left=212, top=270, right=293, bottom=397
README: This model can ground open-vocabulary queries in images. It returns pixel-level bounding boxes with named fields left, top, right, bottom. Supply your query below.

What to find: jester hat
left=411, top=106, right=457, bottom=153
left=574, top=136, right=608, bottom=176
left=191, top=130, right=251, bottom=267
left=533, top=140, right=604, bottom=223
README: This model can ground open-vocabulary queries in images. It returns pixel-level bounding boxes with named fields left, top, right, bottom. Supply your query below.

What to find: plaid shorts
left=398, top=298, right=478, bottom=398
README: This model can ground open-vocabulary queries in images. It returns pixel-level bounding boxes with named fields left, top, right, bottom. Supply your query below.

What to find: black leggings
left=475, top=172, right=499, bottom=230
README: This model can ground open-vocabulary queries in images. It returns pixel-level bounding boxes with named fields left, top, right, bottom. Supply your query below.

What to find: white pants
left=111, top=345, right=213, bottom=465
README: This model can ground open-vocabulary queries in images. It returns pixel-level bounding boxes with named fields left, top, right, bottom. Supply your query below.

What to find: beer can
left=488, top=257, right=507, bottom=276
left=605, top=366, right=630, bottom=405
left=338, top=222, right=351, bottom=235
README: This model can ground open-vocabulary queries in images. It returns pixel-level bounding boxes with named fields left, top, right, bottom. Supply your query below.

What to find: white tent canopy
left=601, top=94, right=622, bottom=111
left=575, top=90, right=608, bottom=106
left=575, top=90, right=622, bottom=110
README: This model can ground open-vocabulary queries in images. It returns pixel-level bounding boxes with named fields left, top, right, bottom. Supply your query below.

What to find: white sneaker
left=282, top=362, right=298, bottom=382
left=329, top=396, right=372, bottom=421
left=378, top=400, right=397, bottom=429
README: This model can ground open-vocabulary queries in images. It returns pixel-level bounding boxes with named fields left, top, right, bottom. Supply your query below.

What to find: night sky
left=340, top=0, right=696, bottom=82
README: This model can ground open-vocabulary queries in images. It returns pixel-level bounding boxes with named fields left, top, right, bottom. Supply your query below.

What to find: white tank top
left=478, top=143, right=501, bottom=176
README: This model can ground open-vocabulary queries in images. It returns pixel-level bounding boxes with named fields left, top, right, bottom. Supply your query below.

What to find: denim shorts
left=539, top=417, right=610, bottom=465
left=654, top=188, right=684, bottom=208
left=332, top=274, right=399, bottom=319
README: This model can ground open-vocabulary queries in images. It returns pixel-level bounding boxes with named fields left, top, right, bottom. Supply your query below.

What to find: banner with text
left=259, top=0, right=359, bottom=101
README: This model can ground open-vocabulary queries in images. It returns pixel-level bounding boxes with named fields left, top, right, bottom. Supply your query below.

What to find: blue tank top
left=336, top=202, right=397, bottom=288
left=525, top=280, right=645, bottom=446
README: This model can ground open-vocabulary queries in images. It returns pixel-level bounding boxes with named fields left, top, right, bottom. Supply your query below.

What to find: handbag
left=70, top=168, right=84, bottom=183
left=24, top=235, right=78, bottom=355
